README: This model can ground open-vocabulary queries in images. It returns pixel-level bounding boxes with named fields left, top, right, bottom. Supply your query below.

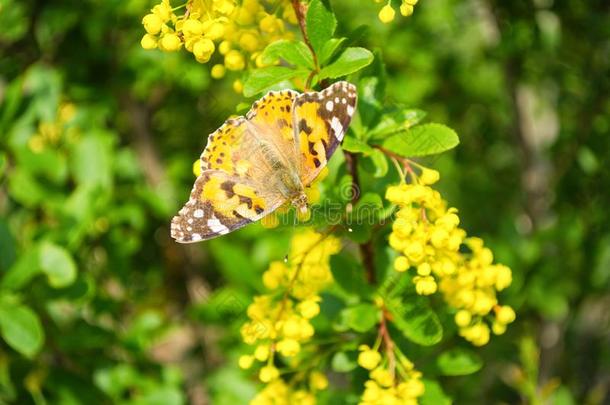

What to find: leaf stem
left=291, top=0, right=321, bottom=90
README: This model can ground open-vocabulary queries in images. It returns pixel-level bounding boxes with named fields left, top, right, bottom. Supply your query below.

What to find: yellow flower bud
left=378, top=5, right=396, bottom=23
left=239, top=31, right=260, bottom=52
left=400, top=3, right=414, bottom=17
left=371, top=367, right=394, bottom=387
left=142, top=14, right=163, bottom=35
left=358, top=345, right=381, bottom=370
left=259, top=365, right=279, bottom=383
left=160, top=33, right=182, bottom=51
left=183, top=19, right=203, bottom=36
left=298, top=299, right=320, bottom=319
left=492, top=321, right=507, bottom=335
left=309, top=371, right=328, bottom=390
left=152, top=2, right=171, bottom=21
left=417, top=262, right=432, bottom=276
left=495, top=305, right=516, bottom=324
left=277, top=338, right=300, bottom=357
left=420, top=168, right=440, bottom=185
left=193, top=38, right=215, bottom=62
left=454, top=310, right=472, bottom=327
left=219, top=40, right=232, bottom=55
left=254, top=344, right=270, bottom=361
left=398, top=378, right=425, bottom=398
left=205, top=21, right=225, bottom=40
left=192, top=160, right=201, bottom=177
left=211, top=64, right=226, bottom=79
left=238, top=354, right=254, bottom=369
left=225, top=50, right=246, bottom=71
left=394, top=256, right=410, bottom=272
left=233, top=79, right=244, bottom=94
left=140, top=34, right=158, bottom=50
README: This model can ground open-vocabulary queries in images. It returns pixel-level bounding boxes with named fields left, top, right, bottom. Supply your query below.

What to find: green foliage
left=0, top=0, right=608, bottom=403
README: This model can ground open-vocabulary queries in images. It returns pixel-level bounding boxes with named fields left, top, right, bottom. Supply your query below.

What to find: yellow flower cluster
left=240, top=229, right=340, bottom=403
left=357, top=346, right=425, bottom=405
left=250, top=372, right=328, bottom=405
left=386, top=168, right=515, bottom=346
left=27, top=102, right=77, bottom=153
left=375, top=0, right=419, bottom=23
left=140, top=0, right=296, bottom=87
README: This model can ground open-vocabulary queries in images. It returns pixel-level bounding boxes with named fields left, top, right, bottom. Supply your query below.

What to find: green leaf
left=377, top=123, right=459, bottom=157
left=319, top=47, right=374, bottom=80
left=261, top=40, right=314, bottom=70
left=331, top=351, right=358, bottom=372
left=369, top=149, right=388, bottom=178
left=420, top=379, right=452, bottom=405
left=0, top=303, right=44, bottom=358
left=353, top=193, right=383, bottom=223
left=1, top=248, right=41, bottom=290
left=339, top=303, right=379, bottom=332
left=436, top=348, right=483, bottom=376
left=320, top=37, right=346, bottom=65
left=0, top=152, right=6, bottom=179
left=243, top=66, right=306, bottom=97
left=70, top=131, right=113, bottom=188
left=386, top=296, right=443, bottom=346
left=342, top=136, right=375, bottom=155
left=368, top=108, right=427, bottom=140
left=0, top=219, right=16, bottom=272
left=306, top=0, right=337, bottom=57
left=330, top=254, right=373, bottom=297
left=39, top=242, right=77, bottom=288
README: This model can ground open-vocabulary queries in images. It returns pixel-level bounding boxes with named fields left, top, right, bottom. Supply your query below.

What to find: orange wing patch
left=293, top=82, right=358, bottom=185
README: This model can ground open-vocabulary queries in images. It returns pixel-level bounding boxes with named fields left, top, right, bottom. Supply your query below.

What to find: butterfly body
left=171, top=81, right=357, bottom=243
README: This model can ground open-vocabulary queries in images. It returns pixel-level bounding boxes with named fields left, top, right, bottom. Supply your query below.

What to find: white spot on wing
left=194, top=209, right=204, bottom=218
left=208, top=215, right=230, bottom=235
left=331, top=117, right=344, bottom=140
left=191, top=233, right=202, bottom=241
left=347, top=105, right=355, bottom=116
left=326, top=101, right=334, bottom=111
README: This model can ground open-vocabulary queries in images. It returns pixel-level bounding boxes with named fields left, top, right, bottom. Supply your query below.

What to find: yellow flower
left=309, top=371, right=328, bottom=390
left=378, top=4, right=396, bottom=23
left=259, top=365, right=279, bottom=383
left=210, top=64, right=226, bottom=79
left=159, top=33, right=181, bottom=51
left=358, top=345, right=382, bottom=370
left=142, top=13, right=163, bottom=35
left=140, top=34, right=158, bottom=50
left=386, top=169, right=514, bottom=346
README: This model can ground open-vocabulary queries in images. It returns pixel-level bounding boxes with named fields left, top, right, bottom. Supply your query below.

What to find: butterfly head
left=292, top=192, right=309, bottom=215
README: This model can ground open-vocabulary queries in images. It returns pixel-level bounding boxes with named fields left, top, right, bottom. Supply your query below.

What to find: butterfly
left=171, top=81, right=358, bottom=243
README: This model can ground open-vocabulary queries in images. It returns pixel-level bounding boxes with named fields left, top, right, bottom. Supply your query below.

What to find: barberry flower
left=374, top=0, right=420, bottom=23
left=386, top=166, right=515, bottom=346
left=140, top=0, right=296, bottom=87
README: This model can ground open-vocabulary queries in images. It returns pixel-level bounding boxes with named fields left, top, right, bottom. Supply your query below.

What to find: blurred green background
left=0, top=0, right=609, bottom=403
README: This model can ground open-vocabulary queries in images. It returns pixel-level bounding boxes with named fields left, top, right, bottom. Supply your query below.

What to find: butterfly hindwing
left=171, top=170, right=284, bottom=243
left=293, top=81, right=358, bottom=185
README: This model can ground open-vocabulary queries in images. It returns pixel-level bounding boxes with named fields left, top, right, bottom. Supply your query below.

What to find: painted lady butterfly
left=171, top=81, right=357, bottom=243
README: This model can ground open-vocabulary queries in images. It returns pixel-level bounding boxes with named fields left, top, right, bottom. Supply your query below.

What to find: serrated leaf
left=339, top=303, right=379, bottom=332
left=306, top=0, right=337, bottom=57
left=342, top=136, right=374, bottom=154
left=0, top=303, right=44, bottom=358
left=39, top=241, right=77, bottom=288
left=320, top=37, right=346, bottom=65
left=368, top=108, right=427, bottom=140
left=386, top=296, right=443, bottom=346
left=436, top=348, right=483, bottom=376
left=243, top=66, right=306, bottom=97
left=261, top=40, right=314, bottom=70
left=330, top=254, right=372, bottom=297
left=377, top=123, right=459, bottom=157
left=319, top=47, right=374, bottom=80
